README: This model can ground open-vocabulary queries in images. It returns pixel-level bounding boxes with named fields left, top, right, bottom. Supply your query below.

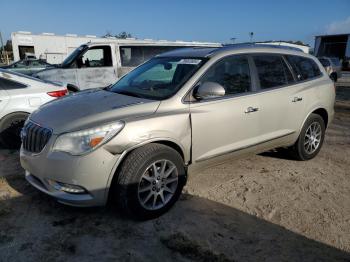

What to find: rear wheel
left=289, top=113, right=325, bottom=160
left=330, top=73, right=337, bottom=82
left=115, top=143, right=186, bottom=220
left=0, top=113, right=28, bottom=149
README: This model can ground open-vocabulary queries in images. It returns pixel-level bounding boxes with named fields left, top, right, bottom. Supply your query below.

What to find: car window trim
left=183, top=54, right=256, bottom=104
left=0, top=76, right=28, bottom=89
left=286, top=55, right=324, bottom=82
left=77, top=45, right=113, bottom=69
left=281, top=55, right=298, bottom=82
left=250, top=53, right=325, bottom=93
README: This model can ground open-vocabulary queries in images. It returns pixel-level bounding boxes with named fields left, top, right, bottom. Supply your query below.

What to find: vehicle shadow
left=259, top=148, right=297, bottom=161
left=1, top=171, right=349, bottom=261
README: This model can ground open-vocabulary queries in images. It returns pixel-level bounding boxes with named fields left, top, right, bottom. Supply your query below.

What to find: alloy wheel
left=304, top=121, right=322, bottom=154
left=138, top=159, right=178, bottom=210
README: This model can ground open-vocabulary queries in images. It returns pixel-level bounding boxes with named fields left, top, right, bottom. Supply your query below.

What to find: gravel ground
left=0, top=87, right=349, bottom=262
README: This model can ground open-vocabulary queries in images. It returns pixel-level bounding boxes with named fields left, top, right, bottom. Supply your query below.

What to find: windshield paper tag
left=178, top=59, right=201, bottom=65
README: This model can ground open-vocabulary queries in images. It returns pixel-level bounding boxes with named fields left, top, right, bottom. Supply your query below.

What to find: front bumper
left=20, top=141, right=121, bottom=207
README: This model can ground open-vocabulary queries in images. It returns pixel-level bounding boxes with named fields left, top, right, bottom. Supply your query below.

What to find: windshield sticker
left=178, top=59, right=201, bottom=65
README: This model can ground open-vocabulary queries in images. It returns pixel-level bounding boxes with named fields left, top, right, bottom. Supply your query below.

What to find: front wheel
left=330, top=73, right=337, bottom=82
left=115, top=143, right=186, bottom=219
left=289, top=113, right=325, bottom=160
left=0, top=113, right=28, bottom=149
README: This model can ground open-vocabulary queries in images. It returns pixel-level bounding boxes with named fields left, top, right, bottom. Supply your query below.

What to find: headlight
left=53, top=121, right=124, bottom=155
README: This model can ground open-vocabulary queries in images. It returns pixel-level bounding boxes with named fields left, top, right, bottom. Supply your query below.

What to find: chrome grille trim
left=21, top=121, right=52, bottom=153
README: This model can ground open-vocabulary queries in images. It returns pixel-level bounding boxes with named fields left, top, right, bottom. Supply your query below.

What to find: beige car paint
left=20, top=46, right=335, bottom=207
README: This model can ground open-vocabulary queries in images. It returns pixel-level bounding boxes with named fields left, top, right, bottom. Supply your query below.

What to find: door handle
left=245, top=107, right=259, bottom=113
left=292, top=97, right=303, bottom=102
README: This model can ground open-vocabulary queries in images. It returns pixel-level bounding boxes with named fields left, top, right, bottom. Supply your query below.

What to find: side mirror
left=193, top=82, right=225, bottom=100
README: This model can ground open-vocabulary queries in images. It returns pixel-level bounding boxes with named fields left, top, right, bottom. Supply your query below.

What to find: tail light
left=47, top=89, right=68, bottom=97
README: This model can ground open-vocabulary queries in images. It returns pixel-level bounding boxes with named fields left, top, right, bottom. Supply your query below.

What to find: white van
left=34, top=41, right=221, bottom=91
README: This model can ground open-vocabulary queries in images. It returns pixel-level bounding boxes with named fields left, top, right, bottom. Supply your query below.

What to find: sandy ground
left=0, top=87, right=350, bottom=261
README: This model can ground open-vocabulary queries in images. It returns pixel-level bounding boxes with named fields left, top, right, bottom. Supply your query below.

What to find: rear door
left=250, top=54, right=306, bottom=146
left=284, top=54, right=323, bottom=128
left=76, top=45, right=117, bottom=89
left=190, top=55, right=261, bottom=163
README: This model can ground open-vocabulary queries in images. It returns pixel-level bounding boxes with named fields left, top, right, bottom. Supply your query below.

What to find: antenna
left=249, top=32, right=254, bottom=43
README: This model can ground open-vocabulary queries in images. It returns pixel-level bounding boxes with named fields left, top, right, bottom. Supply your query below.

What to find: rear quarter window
left=253, top=55, right=294, bottom=89
left=286, top=55, right=322, bottom=81
left=0, top=77, right=27, bottom=89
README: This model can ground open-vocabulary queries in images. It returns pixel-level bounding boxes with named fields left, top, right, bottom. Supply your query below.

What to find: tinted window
left=0, top=77, right=27, bottom=89
left=120, top=46, right=185, bottom=67
left=286, top=55, right=321, bottom=81
left=11, top=60, right=28, bottom=68
left=201, top=56, right=251, bottom=95
left=28, top=60, right=49, bottom=68
left=253, top=55, right=294, bottom=89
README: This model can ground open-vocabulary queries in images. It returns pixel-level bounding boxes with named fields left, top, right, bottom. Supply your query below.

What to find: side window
left=319, top=58, right=330, bottom=67
left=253, top=55, right=294, bottom=89
left=120, top=46, right=184, bottom=67
left=28, top=60, right=43, bottom=68
left=201, top=56, right=251, bottom=96
left=0, top=77, right=27, bottom=89
left=78, top=46, right=112, bottom=68
left=286, top=55, right=322, bottom=81
left=12, top=61, right=27, bottom=68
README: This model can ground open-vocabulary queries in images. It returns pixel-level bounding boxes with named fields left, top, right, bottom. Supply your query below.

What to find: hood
left=30, top=89, right=160, bottom=134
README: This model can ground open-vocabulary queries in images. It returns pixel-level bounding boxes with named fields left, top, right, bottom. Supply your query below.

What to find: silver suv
left=20, top=45, right=335, bottom=219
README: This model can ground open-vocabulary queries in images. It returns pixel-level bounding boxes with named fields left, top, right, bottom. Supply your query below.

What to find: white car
left=0, top=69, right=67, bottom=148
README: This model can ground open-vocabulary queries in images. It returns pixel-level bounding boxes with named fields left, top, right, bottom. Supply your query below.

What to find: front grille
left=21, top=121, right=52, bottom=153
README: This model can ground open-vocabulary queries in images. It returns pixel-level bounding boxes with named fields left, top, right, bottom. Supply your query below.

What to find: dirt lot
left=0, top=87, right=350, bottom=262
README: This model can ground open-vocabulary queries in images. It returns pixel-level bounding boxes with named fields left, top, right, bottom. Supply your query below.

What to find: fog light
left=47, top=179, right=86, bottom=194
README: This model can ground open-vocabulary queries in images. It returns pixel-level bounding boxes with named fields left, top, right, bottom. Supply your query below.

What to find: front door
left=76, top=45, right=117, bottom=89
left=190, top=55, right=261, bottom=164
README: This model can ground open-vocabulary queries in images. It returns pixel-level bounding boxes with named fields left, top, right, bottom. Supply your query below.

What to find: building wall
left=11, top=32, right=109, bottom=64
left=314, top=34, right=350, bottom=59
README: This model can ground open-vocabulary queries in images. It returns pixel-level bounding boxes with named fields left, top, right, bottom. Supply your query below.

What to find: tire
left=115, top=143, right=186, bottom=220
left=0, top=113, right=29, bottom=149
left=330, top=73, right=337, bottom=82
left=290, top=113, right=325, bottom=161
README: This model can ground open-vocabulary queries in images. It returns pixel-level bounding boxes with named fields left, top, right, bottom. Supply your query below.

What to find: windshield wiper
left=115, top=90, right=142, bottom=98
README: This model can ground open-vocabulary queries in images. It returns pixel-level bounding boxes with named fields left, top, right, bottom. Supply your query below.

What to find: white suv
left=0, top=69, right=67, bottom=148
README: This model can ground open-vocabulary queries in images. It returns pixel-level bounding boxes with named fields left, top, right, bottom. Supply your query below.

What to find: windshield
left=61, top=45, right=88, bottom=68
left=109, top=57, right=206, bottom=100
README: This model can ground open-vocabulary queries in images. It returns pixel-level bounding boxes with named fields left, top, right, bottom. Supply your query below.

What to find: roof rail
left=222, top=43, right=303, bottom=52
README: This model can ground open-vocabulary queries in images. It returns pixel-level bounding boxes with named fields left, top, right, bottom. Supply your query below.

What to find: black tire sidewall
left=297, top=114, right=325, bottom=160
left=0, top=113, right=28, bottom=149
left=117, top=144, right=186, bottom=220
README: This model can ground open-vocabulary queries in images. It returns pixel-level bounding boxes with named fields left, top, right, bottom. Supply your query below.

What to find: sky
left=0, top=0, right=349, bottom=47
